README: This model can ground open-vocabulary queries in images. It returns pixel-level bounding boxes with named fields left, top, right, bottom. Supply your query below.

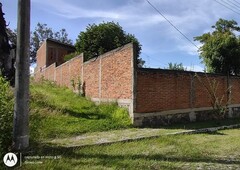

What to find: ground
left=18, top=80, right=240, bottom=169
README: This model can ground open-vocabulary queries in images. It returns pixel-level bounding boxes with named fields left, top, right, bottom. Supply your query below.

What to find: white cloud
left=30, top=0, right=240, bottom=68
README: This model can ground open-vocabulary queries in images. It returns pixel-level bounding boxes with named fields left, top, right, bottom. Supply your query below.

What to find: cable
left=214, top=0, right=240, bottom=16
left=226, top=0, right=240, bottom=9
left=145, top=0, right=199, bottom=50
left=142, top=52, right=169, bottom=68
left=232, top=0, right=240, bottom=6
left=221, top=0, right=240, bottom=12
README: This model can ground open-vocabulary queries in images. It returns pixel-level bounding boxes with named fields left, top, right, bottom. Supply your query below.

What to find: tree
left=30, top=23, right=73, bottom=63
left=166, top=62, right=186, bottom=71
left=75, top=22, right=144, bottom=67
left=0, top=2, right=14, bottom=84
left=6, top=28, right=17, bottom=47
left=194, top=18, right=240, bottom=75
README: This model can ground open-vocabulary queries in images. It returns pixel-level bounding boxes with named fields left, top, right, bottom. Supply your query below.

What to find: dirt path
left=46, top=124, right=240, bottom=147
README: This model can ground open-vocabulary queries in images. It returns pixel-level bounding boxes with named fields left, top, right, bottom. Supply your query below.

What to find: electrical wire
left=226, top=0, right=240, bottom=9
left=214, top=0, right=240, bottom=16
left=221, top=0, right=240, bottom=12
left=232, top=0, right=240, bottom=6
left=145, top=0, right=199, bottom=50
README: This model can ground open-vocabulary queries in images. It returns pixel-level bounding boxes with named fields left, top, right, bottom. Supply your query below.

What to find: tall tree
left=0, top=2, right=14, bottom=84
left=194, top=18, right=240, bottom=75
left=75, top=21, right=144, bottom=67
left=30, top=23, right=73, bottom=63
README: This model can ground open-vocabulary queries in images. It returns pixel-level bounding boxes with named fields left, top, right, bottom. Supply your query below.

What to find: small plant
left=70, top=79, right=76, bottom=91
left=195, top=73, right=231, bottom=118
left=70, top=77, right=84, bottom=96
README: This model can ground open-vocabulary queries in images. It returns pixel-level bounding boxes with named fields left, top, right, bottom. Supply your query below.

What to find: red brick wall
left=194, top=75, right=227, bottom=108
left=36, top=42, right=47, bottom=72
left=83, top=58, right=100, bottom=98
left=136, top=70, right=192, bottom=113
left=135, top=69, right=237, bottom=113
left=35, top=43, right=134, bottom=101
left=44, top=63, right=55, bottom=82
left=54, top=55, right=82, bottom=89
left=101, top=46, right=133, bottom=99
left=46, top=40, right=75, bottom=67
left=231, top=77, right=240, bottom=104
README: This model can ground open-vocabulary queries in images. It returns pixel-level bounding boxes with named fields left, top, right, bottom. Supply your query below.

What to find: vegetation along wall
left=35, top=41, right=240, bottom=126
left=34, top=43, right=137, bottom=118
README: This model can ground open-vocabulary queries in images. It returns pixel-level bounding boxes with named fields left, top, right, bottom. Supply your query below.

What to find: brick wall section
left=101, top=47, right=133, bottom=99
left=136, top=70, right=192, bottom=113
left=35, top=43, right=134, bottom=101
left=83, top=58, right=100, bottom=98
left=231, top=77, right=240, bottom=104
left=35, top=42, right=47, bottom=72
left=44, top=63, right=55, bottom=82
left=54, top=55, right=82, bottom=89
left=194, top=75, right=227, bottom=108
left=135, top=69, right=237, bottom=113
left=47, top=41, right=75, bottom=67
left=55, top=66, right=62, bottom=86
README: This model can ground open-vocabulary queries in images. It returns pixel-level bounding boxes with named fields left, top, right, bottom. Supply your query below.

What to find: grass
left=29, top=80, right=132, bottom=141
left=22, top=129, right=240, bottom=169
left=19, top=79, right=240, bottom=169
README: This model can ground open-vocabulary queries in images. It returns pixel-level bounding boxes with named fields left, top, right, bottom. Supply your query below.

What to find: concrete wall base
left=133, top=105, right=240, bottom=127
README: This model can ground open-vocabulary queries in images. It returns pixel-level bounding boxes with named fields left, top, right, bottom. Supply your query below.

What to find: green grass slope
left=30, top=80, right=132, bottom=141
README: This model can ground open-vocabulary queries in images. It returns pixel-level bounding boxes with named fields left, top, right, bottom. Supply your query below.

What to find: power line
left=141, top=52, right=168, bottom=68
left=214, top=0, right=240, bottom=16
left=145, top=0, right=199, bottom=50
left=226, top=0, right=240, bottom=9
left=221, top=0, right=240, bottom=12
left=232, top=0, right=240, bottom=6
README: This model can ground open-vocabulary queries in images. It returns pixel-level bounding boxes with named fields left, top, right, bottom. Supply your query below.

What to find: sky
left=2, top=0, right=240, bottom=72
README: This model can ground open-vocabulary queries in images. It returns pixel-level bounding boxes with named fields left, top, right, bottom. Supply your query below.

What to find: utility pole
left=13, top=0, right=31, bottom=151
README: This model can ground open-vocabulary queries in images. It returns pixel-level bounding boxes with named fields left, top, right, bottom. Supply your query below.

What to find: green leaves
left=0, top=76, right=13, bottom=161
left=166, top=62, right=186, bottom=71
left=75, top=21, right=143, bottom=66
left=194, top=18, right=240, bottom=75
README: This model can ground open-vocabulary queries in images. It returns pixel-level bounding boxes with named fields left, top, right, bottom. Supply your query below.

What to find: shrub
left=0, top=76, right=14, bottom=165
left=64, top=52, right=80, bottom=62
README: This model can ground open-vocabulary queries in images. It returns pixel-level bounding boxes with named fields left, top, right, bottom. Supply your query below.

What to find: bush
left=0, top=76, right=14, bottom=163
left=64, top=52, right=81, bottom=62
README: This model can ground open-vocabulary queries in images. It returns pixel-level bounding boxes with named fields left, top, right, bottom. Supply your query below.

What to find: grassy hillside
left=18, top=80, right=240, bottom=169
left=30, top=80, right=132, bottom=141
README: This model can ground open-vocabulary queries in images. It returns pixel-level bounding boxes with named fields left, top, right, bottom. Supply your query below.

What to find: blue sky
left=2, top=0, right=240, bottom=71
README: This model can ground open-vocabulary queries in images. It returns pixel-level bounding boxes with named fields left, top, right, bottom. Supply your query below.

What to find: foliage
left=75, top=21, right=144, bottom=67
left=166, top=62, right=186, bottom=71
left=5, top=23, right=73, bottom=64
left=194, top=18, right=240, bottom=75
left=30, top=23, right=73, bottom=63
left=64, top=52, right=81, bottom=62
left=29, top=80, right=132, bottom=140
left=0, top=76, right=14, bottom=164
left=6, top=28, right=17, bottom=47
